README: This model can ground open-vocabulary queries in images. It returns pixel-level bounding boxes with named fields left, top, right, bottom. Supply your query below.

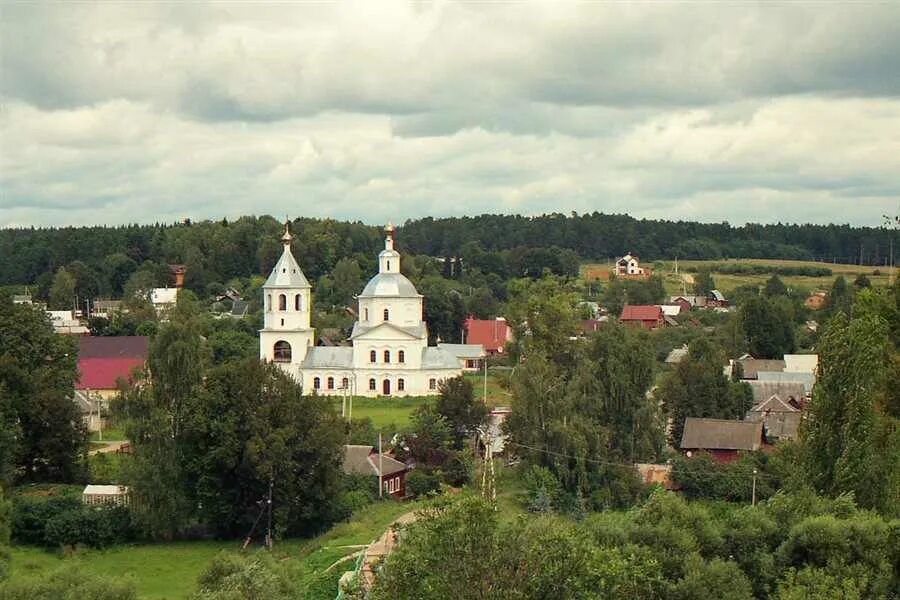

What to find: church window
left=398, top=378, right=405, bottom=391
left=429, top=378, right=437, bottom=390
left=295, top=294, right=302, bottom=311
left=387, top=260, right=391, bottom=270
left=369, top=378, right=376, bottom=391
left=384, top=350, right=390, bottom=363
left=278, top=294, right=287, bottom=311
left=342, top=377, right=349, bottom=389
left=280, top=319, right=284, bottom=326
left=383, top=308, right=389, bottom=321
left=364, top=308, right=369, bottom=321
left=398, top=350, right=405, bottom=363
left=273, top=340, right=292, bottom=362
left=327, top=377, right=334, bottom=390
left=370, top=350, right=376, bottom=363
left=266, top=294, right=272, bottom=311
left=313, top=377, right=320, bottom=390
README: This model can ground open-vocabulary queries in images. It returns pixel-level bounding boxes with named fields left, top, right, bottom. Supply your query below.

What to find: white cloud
left=1, top=2, right=898, bottom=227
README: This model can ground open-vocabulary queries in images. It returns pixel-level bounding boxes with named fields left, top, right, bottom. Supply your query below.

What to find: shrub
left=673, top=557, right=754, bottom=600
left=11, top=495, right=81, bottom=545
left=521, top=465, right=560, bottom=513
left=406, top=470, right=441, bottom=498
left=12, top=494, right=133, bottom=548
left=0, top=566, right=136, bottom=600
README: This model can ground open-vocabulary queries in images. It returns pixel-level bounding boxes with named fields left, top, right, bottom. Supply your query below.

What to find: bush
left=12, top=494, right=133, bottom=548
left=673, top=557, right=754, bottom=600
left=522, top=465, right=560, bottom=513
left=0, top=566, right=136, bottom=600
left=406, top=470, right=441, bottom=498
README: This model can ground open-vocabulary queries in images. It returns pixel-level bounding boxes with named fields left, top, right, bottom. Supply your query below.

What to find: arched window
left=398, top=350, right=405, bottom=363
left=364, top=308, right=369, bottom=321
left=278, top=294, right=287, bottom=311
left=295, top=294, right=302, bottom=311
left=384, top=350, right=390, bottom=363
left=327, top=377, right=334, bottom=390
left=313, top=377, right=321, bottom=390
left=273, top=341, right=292, bottom=362
left=266, top=294, right=272, bottom=312
left=387, top=260, right=391, bottom=271
left=398, top=378, right=405, bottom=391
left=429, top=378, right=437, bottom=390
left=369, top=378, right=376, bottom=391
left=370, top=350, right=376, bottom=363
left=383, top=308, right=390, bottom=321
left=342, top=377, right=349, bottom=389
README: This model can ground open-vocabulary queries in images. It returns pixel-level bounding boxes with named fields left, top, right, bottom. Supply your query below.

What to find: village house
left=620, top=305, right=665, bottom=330
left=82, top=485, right=129, bottom=506
left=76, top=336, right=149, bottom=400
left=47, top=310, right=90, bottom=335
left=707, top=289, right=729, bottom=308
left=745, top=393, right=803, bottom=441
left=90, top=299, right=123, bottom=319
left=613, top=253, right=648, bottom=278
left=342, top=445, right=408, bottom=499
left=669, top=295, right=707, bottom=310
left=680, top=417, right=764, bottom=463
left=804, top=291, right=827, bottom=310
left=463, top=316, right=513, bottom=355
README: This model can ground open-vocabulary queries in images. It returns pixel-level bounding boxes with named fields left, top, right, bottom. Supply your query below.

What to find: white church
left=260, top=222, right=485, bottom=397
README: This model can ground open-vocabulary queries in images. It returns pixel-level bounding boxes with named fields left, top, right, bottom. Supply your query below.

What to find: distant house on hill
left=342, top=445, right=408, bottom=499
left=47, top=310, right=90, bottom=335
left=463, top=317, right=512, bottom=355
left=680, top=417, right=764, bottom=463
left=669, top=295, right=707, bottom=310
left=614, top=253, right=648, bottom=278
left=620, top=305, right=665, bottom=330
left=707, top=290, right=728, bottom=308
left=76, top=336, right=149, bottom=400
left=150, top=288, right=179, bottom=316
left=733, top=357, right=786, bottom=380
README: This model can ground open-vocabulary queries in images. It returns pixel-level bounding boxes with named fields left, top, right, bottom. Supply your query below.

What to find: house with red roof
left=76, top=336, right=149, bottom=400
left=619, top=305, right=665, bottom=330
left=463, top=317, right=513, bottom=355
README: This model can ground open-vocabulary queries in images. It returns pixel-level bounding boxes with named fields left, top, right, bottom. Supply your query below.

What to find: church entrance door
left=382, top=379, right=391, bottom=395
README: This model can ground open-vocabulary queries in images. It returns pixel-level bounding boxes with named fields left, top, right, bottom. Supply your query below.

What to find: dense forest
left=2, top=213, right=896, bottom=294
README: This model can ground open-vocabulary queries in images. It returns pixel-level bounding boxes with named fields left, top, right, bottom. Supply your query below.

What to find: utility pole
left=266, top=479, right=273, bottom=550
left=483, top=357, right=488, bottom=404
left=751, top=469, right=757, bottom=506
left=480, top=429, right=496, bottom=508
left=378, top=432, right=383, bottom=499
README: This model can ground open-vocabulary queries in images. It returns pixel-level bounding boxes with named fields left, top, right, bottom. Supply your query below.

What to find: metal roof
left=300, top=347, right=354, bottom=369
left=350, top=321, right=426, bottom=340
left=79, top=336, right=149, bottom=359
left=422, top=346, right=464, bottom=369
left=359, top=272, right=421, bottom=298
left=756, top=371, right=815, bottom=394
left=264, top=246, right=311, bottom=289
left=342, top=445, right=406, bottom=477
left=680, top=418, right=763, bottom=451
left=436, top=343, right=485, bottom=359
left=748, top=381, right=806, bottom=406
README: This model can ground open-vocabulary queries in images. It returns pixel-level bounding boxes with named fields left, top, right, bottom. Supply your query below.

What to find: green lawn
left=465, top=372, right=511, bottom=407
left=7, top=500, right=417, bottom=600
left=90, top=426, right=127, bottom=442
left=329, top=395, right=429, bottom=429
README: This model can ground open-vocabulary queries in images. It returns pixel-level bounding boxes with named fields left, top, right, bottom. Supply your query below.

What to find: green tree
left=185, top=359, right=344, bottom=538
left=673, top=558, right=754, bottom=600
left=826, top=276, right=854, bottom=317
left=330, top=257, right=363, bottom=307
left=763, top=275, right=788, bottom=297
left=740, top=295, right=795, bottom=359
left=693, top=270, right=716, bottom=296
left=659, top=338, right=746, bottom=447
left=802, top=312, right=896, bottom=513
left=48, top=267, right=76, bottom=310
left=0, top=487, right=9, bottom=580
left=0, top=300, right=85, bottom=484
left=505, top=275, right=580, bottom=366
left=435, top=376, right=488, bottom=450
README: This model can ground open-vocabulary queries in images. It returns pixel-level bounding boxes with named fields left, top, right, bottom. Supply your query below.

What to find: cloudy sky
left=2, top=2, right=899, bottom=228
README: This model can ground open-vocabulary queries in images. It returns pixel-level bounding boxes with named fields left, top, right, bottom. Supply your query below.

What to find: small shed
left=82, top=485, right=129, bottom=506
left=342, top=445, right=408, bottom=498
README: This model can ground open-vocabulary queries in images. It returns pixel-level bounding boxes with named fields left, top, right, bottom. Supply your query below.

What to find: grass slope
left=7, top=500, right=416, bottom=600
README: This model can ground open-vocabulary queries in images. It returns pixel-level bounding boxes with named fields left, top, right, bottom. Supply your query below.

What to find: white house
left=260, top=223, right=484, bottom=397
left=614, top=253, right=645, bottom=276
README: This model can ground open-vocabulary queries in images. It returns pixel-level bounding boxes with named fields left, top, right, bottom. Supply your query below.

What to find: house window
left=398, top=350, right=405, bottom=363
left=388, top=477, right=395, bottom=493
left=383, top=308, right=389, bottom=321
left=369, top=378, right=376, bottom=391
left=273, top=341, right=292, bottom=362
left=342, top=377, right=349, bottom=389
left=370, top=350, right=376, bottom=363
left=429, top=378, right=436, bottom=390
left=327, top=377, right=334, bottom=390
left=313, top=377, right=321, bottom=390
left=398, top=378, right=405, bottom=391
left=394, top=476, right=400, bottom=491
left=384, top=480, right=390, bottom=493
left=278, top=294, right=287, bottom=311
left=295, top=294, right=302, bottom=311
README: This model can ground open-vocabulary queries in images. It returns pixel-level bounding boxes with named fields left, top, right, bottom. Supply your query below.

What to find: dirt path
left=88, top=441, right=128, bottom=456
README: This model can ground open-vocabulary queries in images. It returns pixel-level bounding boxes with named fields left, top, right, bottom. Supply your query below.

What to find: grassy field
left=583, top=258, right=894, bottom=295
left=465, top=372, right=511, bottom=407
left=90, top=426, right=127, bottom=442
left=7, top=500, right=416, bottom=600
left=328, top=395, right=428, bottom=429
